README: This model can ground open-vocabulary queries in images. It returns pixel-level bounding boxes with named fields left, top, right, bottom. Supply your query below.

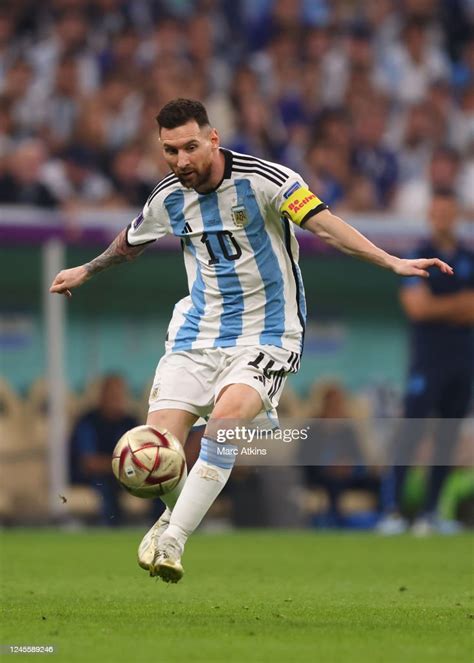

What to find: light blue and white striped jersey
left=127, top=149, right=323, bottom=354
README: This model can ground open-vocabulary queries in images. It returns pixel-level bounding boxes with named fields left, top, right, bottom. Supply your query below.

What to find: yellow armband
left=280, top=186, right=326, bottom=226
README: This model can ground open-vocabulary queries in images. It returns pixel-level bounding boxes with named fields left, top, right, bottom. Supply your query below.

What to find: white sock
left=161, top=436, right=237, bottom=549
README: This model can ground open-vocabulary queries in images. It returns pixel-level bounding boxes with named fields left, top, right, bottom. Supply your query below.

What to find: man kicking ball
left=50, top=99, right=453, bottom=582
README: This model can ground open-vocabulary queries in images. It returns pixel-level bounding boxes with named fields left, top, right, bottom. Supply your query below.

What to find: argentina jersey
left=126, top=149, right=325, bottom=354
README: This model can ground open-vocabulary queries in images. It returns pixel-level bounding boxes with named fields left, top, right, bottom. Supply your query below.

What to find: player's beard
left=176, top=161, right=213, bottom=190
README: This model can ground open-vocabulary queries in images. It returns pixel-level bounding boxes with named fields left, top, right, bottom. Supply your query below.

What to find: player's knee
left=211, top=399, right=257, bottom=420
left=213, top=384, right=263, bottom=420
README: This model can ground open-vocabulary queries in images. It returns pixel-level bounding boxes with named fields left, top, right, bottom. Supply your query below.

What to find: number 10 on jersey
left=201, top=231, right=242, bottom=265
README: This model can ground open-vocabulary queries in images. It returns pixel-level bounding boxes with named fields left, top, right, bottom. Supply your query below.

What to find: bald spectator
left=0, top=140, right=58, bottom=207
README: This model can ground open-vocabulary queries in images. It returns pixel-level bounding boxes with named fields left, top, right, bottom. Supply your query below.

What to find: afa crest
left=231, top=205, right=249, bottom=228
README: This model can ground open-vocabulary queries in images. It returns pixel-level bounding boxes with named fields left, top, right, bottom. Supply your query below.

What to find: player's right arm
left=400, top=284, right=474, bottom=324
left=50, top=184, right=173, bottom=297
left=49, top=228, right=147, bottom=298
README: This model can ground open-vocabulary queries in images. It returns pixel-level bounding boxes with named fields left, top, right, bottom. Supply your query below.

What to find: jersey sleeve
left=270, top=172, right=328, bottom=227
left=126, top=193, right=172, bottom=246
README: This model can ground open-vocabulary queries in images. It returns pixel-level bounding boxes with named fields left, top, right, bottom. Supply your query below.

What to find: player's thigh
left=215, top=345, right=298, bottom=416
left=148, top=349, right=216, bottom=419
left=147, top=408, right=198, bottom=446
left=212, top=383, right=264, bottom=420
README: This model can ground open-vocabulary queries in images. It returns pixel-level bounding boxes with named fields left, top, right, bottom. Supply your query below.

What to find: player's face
left=160, top=121, right=219, bottom=189
left=428, top=196, right=458, bottom=238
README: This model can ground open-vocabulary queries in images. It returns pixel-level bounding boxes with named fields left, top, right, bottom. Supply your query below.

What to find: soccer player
left=50, top=99, right=453, bottom=582
left=379, top=188, right=474, bottom=535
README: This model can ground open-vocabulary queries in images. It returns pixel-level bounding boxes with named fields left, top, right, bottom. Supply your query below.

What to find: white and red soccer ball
left=112, top=425, right=186, bottom=498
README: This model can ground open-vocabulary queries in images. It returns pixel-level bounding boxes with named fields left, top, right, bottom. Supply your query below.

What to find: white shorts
left=148, top=345, right=300, bottom=422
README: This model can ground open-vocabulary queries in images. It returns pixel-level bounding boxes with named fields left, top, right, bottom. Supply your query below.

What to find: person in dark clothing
left=303, top=383, right=380, bottom=527
left=379, top=189, right=474, bottom=534
left=0, top=140, right=59, bottom=208
left=70, top=374, right=138, bottom=525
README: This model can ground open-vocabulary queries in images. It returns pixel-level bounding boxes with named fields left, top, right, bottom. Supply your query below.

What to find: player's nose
left=177, top=151, right=190, bottom=169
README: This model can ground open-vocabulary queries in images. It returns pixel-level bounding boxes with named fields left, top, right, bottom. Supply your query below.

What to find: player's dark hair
left=156, top=99, right=210, bottom=131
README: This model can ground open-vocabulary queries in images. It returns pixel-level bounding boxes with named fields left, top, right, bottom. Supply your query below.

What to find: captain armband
left=280, top=184, right=327, bottom=227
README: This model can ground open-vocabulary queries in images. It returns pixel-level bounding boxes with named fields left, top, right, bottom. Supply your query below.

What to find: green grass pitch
left=1, top=530, right=473, bottom=662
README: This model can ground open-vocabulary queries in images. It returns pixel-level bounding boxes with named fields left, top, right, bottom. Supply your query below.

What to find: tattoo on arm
left=84, top=229, right=146, bottom=276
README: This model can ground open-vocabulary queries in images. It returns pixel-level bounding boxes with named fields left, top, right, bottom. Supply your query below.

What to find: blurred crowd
left=1, top=373, right=472, bottom=528
left=0, top=0, right=473, bottom=220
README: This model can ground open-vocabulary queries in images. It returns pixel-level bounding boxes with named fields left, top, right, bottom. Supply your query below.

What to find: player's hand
left=49, top=265, right=90, bottom=298
left=392, top=257, right=454, bottom=278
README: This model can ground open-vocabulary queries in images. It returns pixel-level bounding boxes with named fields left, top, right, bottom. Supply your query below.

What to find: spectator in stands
left=376, top=15, right=450, bottom=105
left=450, top=84, right=474, bottom=157
left=91, top=3, right=134, bottom=56
left=41, top=55, right=82, bottom=153
left=379, top=188, right=474, bottom=535
left=77, top=73, right=142, bottom=152
left=364, top=0, right=400, bottom=59
left=69, top=374, right=138, bottom=526
left=186, top=14, right=231, bottom=95
left=0, top=59, right=47, bottom=137
left=247, top=0, right=305, bottom=52
left=0, top=11, right=19, bottom=88
left=394, top=146, right=463, bottom=220
left=98, top=27, right=143, bottom=83
left=301, top=26, right=345, bottom=109
left=0, top=95, right=16, bottom=157
left=27, top=8, right=99, bottom=94
left=451, top=35, right=474, bottom=94
left=250, top=26, right=301, bottom=104
left=337, top=174, right=379, bottom=214
left=139, top=16, right=186, bottom=66
left=393, top=101, right=439, bottom=183
left=0, top=139, right=59, bottom=208
left=351, top=100, right=399, bottom=207
left=341, top=23, right=381, bottom=108
left=228, top=93, right=287, bottom=161
left=42, top=144, right=114, bottom=209
left=107, top=142, right=153, bottom=208
left=0, top=1, right=471, bottom=219
left=302, top=382, right=380, bottom=527
left=305, top=139, right=350, bottom=209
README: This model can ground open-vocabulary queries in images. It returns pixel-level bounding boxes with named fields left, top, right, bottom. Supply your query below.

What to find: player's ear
left=210, top=127, right=219, bottom=148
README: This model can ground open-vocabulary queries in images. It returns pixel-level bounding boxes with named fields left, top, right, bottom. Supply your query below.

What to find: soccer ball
left=112, top=425, right=186, bottom=498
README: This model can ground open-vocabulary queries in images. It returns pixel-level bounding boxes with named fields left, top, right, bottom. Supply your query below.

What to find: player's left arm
left=302, top=209, right=453, bottom=277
